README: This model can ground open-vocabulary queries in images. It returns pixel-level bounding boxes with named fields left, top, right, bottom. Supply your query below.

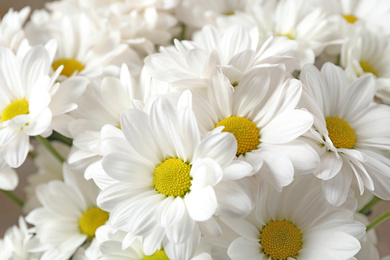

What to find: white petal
left=185, top=186, right=217, bottom=221
left=228, top=238, right=262, bottom=260
left=322, top=167, right=353, bottom=206
left=0, top=168, right=18, bottom=190
left=260, top=109, right=313, bottom=144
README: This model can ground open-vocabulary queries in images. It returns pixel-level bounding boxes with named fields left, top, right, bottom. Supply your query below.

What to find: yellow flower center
left=342, top=14, right=358, bottom=24
left=260, top=220, right=302, bottom=260
left=360, top=61, right=377, bottom=77
left=79, top=207, right=109, bottom=239
left=143, top=250, right=170, bottom=260
left=277, top=33, right=295, bottom=40
left=1, top=99, right=29, bottom=122
left=215, top=116, right=260, bottom=156
left=52, top=58, right=85, bottom=77
left=153, top=158, right=192, bottom=197
left=325, top=117, right=356, bottom=149
left=225, top=11, right=235, bottom=16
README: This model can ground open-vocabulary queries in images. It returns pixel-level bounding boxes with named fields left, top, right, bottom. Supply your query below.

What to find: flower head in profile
left=95, top=90, right=253, bottom=258
left=300, top=62, right=390, bottom=206
left=0, top=44, right=60, bottom=170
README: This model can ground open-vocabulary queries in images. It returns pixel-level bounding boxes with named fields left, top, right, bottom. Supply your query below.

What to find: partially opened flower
left=0, top=6, right=30, bottom=52
left=0, top=216, right=42, bottom=260
left=300, top=62, right=390, bottom=206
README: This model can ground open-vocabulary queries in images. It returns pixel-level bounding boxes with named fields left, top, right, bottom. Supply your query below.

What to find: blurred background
left=0, top=0, right=390, bottom=258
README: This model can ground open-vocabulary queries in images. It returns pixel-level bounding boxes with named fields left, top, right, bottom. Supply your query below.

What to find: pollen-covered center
left=215, top=116, right=260, bottom=156
left=360, top=61, right=377, bottom=77
left=342, top=14, right=358, bottom=24
left=52, top=58, right=85, bottom=77
left=143, top=250, right=170, bottom=260
left=153, top=158, right=192, bottom=197
left=325, top=117, right=356, bottom=149
left=79, top=206, right=109, bottom=238
left=260, top=220, right=302, bottom=260
left=1, top=99, right=29, bottom=122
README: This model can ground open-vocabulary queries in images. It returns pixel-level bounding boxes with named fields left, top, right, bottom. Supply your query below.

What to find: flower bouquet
left=1, top=0, right=390, bottom=259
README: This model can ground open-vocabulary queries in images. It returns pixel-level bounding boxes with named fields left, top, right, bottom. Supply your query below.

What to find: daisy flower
left=95, top=90, right=253, bottom=257
left=0, top=216, right=42, bottom=260
left=222, top=176, right=366, bottom=260
left=300, top=62, right=390, bottom=206
left=322, top=0, right=390, bottom=34
left=0, top=6, right=30, bottom=52
left=144, top=24, right=299, bottom=91
left=0, top=44, right=59, bottom=169
left=25, top=1, right=142, bottom=81
left=245, top=0, right=340, bottom=67
left=191, top=66, right=318, bottom=190
left=26, top=164, right=107, bottom=260
left=341, top=26, right=390, bottom=104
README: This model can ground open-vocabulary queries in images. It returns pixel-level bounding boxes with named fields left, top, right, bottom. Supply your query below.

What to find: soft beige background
left=0, top=0, right=390, bottom=258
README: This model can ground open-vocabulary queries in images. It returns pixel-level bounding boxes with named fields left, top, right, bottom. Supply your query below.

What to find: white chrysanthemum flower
left=300, top=62, right=390, bottom=206
left=26, top=164, right=107, bottom=260
left=321, top=0, right=390, bottom=34
left=144, top=25, right=299, bottom=92
left=222, top=176, right=365, bottom=260
left=0, top=216, right=42, bottom=260
left=192, top=66, right=318, bottom=190
left=23, top=141, right=70, bottom=213
left=48, top=0, right=179, bottom=57
left=67, top=64, right=142, bottom=188
left=0, top=45, right=60, bottom=169
left=25, top=1, right=142, bottom=81
left=245, top=0, right=340, bottom=67
left=95, top=90, right=253, bottom=258
left=341, top=26, right=390, bottom=104
left=0, top=7, right=30, bottom=52
left=94, top=224, right=212, bottom=260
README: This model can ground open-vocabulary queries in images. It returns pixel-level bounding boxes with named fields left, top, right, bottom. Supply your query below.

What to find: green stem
left=1, top=190, right=24, bottom=207
left=178, top=23, right=187, bottom=41
left=48, top=131, right=73, bottom=146
left=359, top=196, right=381, bottom=215
left=367, top=209, right=390, bottom=231
left=36, top=135, right=65, bottom=163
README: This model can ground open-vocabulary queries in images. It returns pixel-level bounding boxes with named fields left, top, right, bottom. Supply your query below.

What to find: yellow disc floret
left=52, top=58, right=85, bottom=77
left=153, top=158, right=192, bottom=197
left=360, top=61, right=377, bottom=77
left=143, top=250, right=170, bottom=260
left=215, top=116, right=260, bottom=156
left=1, top=99, right=29, bottom=122
left=260, top=220, right=303, bottom=260
left=342, top=14, right=358, bottom=24
left=325, top=117, right=356, bottom=149
left=79, top=207, right=109, bottom=239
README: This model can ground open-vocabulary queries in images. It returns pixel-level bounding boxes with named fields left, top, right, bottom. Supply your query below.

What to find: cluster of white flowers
left=1, top=0, right=390, bottom=259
